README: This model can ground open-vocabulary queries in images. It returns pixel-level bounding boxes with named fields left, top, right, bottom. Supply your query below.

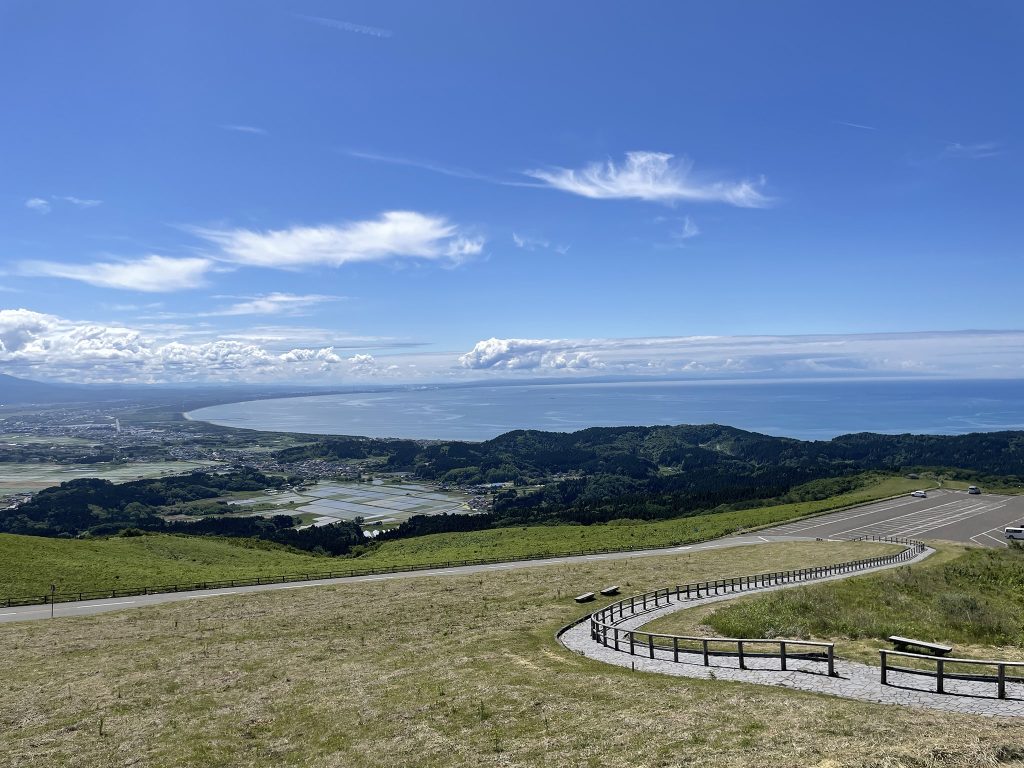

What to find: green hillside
left=0, top=473, right=922, bottom=598
left=0, top=533, right=335, bottom=598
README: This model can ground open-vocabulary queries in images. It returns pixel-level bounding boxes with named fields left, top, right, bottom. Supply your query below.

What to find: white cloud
left=280, top=346, right=343, bottom=364
left=347, top=353, right=378, bottom=375
left=525, top=151, right=770, bottom=207
left=458, top=332, right=1024, bottom=380
left=208, top=293, right=339, bottom=316
left=21, top=255, right=214, bottom=292
left=296, top=14, right=392, bottom=38
left=25, top=198, right=51, bottom=213
left=194, top=211, right=483, bottom=269
left=4, top=308, right=1023, bottom=385
left=459, top=338, right=604, bottom=371
left=0, top=309, right=348, bottom=383
left=221, top=124, right=268, bottom=136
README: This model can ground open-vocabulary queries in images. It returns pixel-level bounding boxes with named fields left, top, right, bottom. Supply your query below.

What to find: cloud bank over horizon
left=2, top=308, right=1022, bottom=385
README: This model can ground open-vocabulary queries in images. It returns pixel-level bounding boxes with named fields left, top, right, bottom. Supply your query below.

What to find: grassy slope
left=351, top=474, right=925, bottom=567
left=0, top=474, right=924, bottom=597
left=0, top=534, right=337, bottom=597
left=8, top=541, right=1021, bottom=768
left=647, top=543, right=1024, bottom=663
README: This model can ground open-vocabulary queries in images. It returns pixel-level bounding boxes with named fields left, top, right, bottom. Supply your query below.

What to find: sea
left=185, top=378, right=1024, bottom=442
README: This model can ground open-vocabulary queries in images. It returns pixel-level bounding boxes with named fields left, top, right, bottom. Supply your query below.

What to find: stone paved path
left=560, top=545, right=1024, bottom=717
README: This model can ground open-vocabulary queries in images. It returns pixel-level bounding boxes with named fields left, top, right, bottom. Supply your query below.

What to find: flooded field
left=0, top=460, right=219, bottom=494
left=232, top=480, right=472, bottom=529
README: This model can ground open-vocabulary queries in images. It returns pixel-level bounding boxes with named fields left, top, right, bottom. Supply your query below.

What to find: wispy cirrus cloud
left=835, top=120, right=877, bottom=131
left=512, top=232, right=570, bottom=254
left=207, top=293, right=341, bottom=317
left=675, top=216, right=700, bottom=242
left=343, top=149, right=525, bottom=185
left=58, top=195, right=102, bottom=208
left=24, top=195, right=102, bottom=213
left=20, top=255, right=214, bottom=292
left=221, top=124, right=268, bottom=136
left=296, top=14, right=392, bottom=38
left=524, top=151, right=771, bottom=208
left=942, top=141, right=1002, bottom=160
left=194, top=211, right=483, bottom=269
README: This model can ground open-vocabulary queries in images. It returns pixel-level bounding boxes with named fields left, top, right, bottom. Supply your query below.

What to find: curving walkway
left=561, top=544, right=1024, bottom=717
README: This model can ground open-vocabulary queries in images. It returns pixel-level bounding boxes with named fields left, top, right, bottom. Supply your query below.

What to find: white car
left=911, top=490, right=927, bottom=498
left=968, top=485, right=981, bottom=495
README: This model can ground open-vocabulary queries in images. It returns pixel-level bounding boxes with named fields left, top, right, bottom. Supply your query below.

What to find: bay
left=186, top=378, right=1024, bottom=442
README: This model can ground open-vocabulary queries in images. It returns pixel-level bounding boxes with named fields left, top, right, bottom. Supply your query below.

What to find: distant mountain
left=0, top=374, right=91, bottom=405
left=0, top=372, right=351, bottom=409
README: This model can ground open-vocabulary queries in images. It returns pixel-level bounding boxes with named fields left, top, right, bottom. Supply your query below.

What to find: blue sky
left=2, top=1, right=1023, bottom=383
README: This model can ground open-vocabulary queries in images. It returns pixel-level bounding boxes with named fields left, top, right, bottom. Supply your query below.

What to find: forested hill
left=279, top=425, right=1024, bottom=526
left=278, top=425, right=1024, bottom=482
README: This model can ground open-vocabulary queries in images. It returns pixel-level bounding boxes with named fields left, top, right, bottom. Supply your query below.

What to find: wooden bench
left=888, top=635, right=953, bottom=656
left=599, top=585, right=620, bottom=596
left=574, top=592, right=595, bottom=603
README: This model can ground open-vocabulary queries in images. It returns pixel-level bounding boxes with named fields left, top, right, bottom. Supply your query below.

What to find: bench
left=599, top=586, right=620, bottom=596
left=574, top=592, right=596, bottom=603
left=888, top=635, right=953, bottom=656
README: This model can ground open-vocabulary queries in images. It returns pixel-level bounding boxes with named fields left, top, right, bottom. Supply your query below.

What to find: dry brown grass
left=3, top=540, right=1023, bottom=768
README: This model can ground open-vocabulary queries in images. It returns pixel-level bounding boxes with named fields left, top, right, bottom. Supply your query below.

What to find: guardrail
left=588, top=536, right=925, bottom=674
left=880, top=649, right=1024, bottom=699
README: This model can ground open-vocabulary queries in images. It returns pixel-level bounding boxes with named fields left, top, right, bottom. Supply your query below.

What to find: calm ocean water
left=186, top=379, right=1024, bottom=442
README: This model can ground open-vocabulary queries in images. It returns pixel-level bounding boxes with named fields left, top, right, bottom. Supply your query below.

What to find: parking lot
left=757, top=489, right=1024, bottom=547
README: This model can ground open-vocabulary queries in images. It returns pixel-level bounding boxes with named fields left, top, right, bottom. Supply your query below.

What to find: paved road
left=7, top=489, right=1016, bottom=625
left=755, top=490, right=1024, bottom=547
left=0, top=534, right=813, bottom=624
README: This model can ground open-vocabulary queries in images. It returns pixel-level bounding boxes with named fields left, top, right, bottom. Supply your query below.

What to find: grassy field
left=0, top=534, right=340, bottom=597
left=0, top=474, right=925, bottom=598
left=8, top=540, right=1022, bottom=768
left=646, top=543, right=1024, bottom=664
left=349, top=474, right=926, bottom=568
left=0, top=460, right=219, bottom=494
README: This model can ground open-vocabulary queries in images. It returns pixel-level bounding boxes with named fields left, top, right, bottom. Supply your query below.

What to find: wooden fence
left=588, top=536, right=925, bottom=675
left=880, top=649, right=1024, bottom=699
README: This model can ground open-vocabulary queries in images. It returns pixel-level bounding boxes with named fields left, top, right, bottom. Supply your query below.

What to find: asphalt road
left=756, top=489, right=1024, bottom=547
left=0, top=533, right=817, bottom=624
left=6, top=489, right=1017, bottom=625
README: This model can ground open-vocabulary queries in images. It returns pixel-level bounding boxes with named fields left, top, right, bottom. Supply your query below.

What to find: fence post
left=702, top=639, right=710, bottom=666
left=998, top=664, right=1006, bottom=700
left=649, top=635, right=655, bottom=659
left=936, top=659, right=944, bottom=694
left=738, top=640, right=745, bottom=670
left=780, top=641, right=787, bottom=671
left=614, top=629, right=620, bottom=652
left=673, top=636, right=679, bottom=663
left=629, top=632, right=635, bottom=656
left=827, top=645, right=835, bottom=677
left=880, top=651, right=888, bottom=686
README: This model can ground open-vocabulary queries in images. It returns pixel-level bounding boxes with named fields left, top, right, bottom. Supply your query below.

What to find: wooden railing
left=588, top=537, right=925, bottom=676
left=594, top=626, right=835, bottom=675
left=880, top=649, right=1024, bottom=699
